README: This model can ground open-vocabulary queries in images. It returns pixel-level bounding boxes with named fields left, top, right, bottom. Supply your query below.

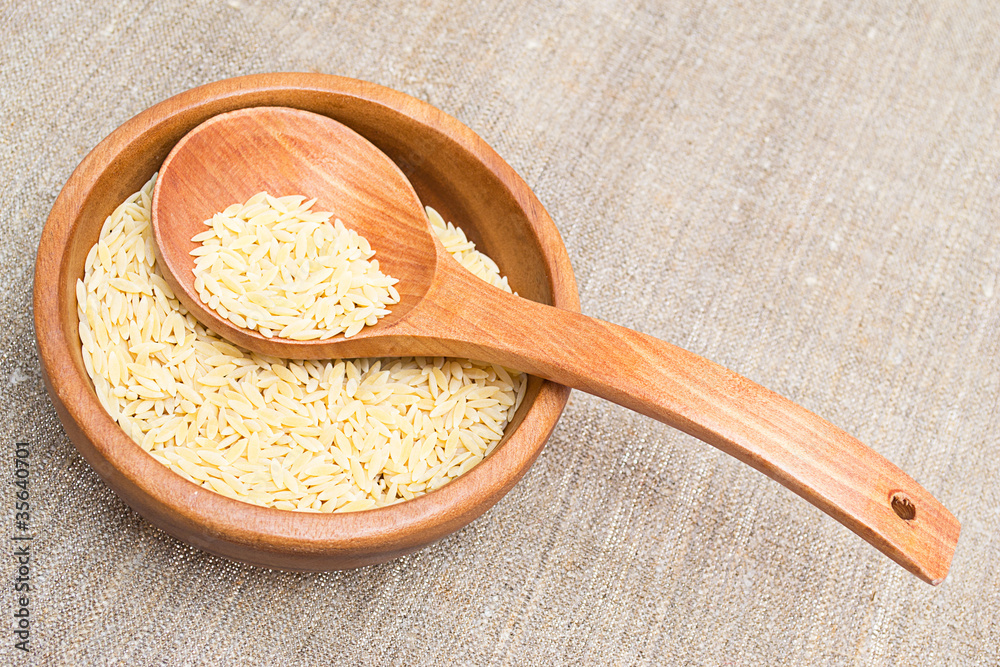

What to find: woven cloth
left=3, top=0, right=998, bottom=664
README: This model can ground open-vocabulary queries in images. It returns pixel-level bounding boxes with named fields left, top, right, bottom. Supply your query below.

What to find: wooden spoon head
left=152, top=106, right=438, bottom=356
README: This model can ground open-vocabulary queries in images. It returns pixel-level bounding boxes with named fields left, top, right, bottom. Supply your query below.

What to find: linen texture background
left=1, top=0, right=997, bottom=664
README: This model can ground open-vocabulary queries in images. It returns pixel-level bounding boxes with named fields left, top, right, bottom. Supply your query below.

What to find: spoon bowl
left=153, top=106, right=960, bottom=584
left=152, top=106, right=440, bottom=351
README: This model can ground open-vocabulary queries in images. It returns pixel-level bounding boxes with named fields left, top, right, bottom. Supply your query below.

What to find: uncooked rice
left=77, top=174, right=525, bottom=513
left=191, top=192, right=398, bottom=340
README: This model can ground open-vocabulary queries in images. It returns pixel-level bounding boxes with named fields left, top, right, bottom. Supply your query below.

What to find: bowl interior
left=39, top=74, right=578, bottom=569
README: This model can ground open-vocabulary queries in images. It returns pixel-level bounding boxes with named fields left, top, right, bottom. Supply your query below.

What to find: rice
left=77, top=174, right=525, bottom=512
left=191, top=192, right=399, bottom=340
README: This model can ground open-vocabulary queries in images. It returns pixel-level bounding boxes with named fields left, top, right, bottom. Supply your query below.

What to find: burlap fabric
left=2, top=1, right=997, bottom=664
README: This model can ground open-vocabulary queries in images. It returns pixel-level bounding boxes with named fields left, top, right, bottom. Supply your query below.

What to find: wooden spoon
left=152, top=106, right=959, bottom=584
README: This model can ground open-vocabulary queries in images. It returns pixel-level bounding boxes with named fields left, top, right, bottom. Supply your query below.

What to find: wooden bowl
left=34, top=73, right=578, bottom=570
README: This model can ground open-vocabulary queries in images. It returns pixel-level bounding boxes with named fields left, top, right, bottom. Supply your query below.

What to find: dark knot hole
left=891, top=492, right=916, bottom=521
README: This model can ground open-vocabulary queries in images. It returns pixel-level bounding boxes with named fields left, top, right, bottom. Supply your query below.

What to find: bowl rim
left=34, top=73, right=579, bottom=568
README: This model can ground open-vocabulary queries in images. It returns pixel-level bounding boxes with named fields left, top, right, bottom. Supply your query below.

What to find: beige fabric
left=2, top=0, right=997, bottom=663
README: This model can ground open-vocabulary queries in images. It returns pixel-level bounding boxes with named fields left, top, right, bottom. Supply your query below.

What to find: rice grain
left=191, top=192, right=399, bottom=340
left=77, top=174, right=524, bottom=513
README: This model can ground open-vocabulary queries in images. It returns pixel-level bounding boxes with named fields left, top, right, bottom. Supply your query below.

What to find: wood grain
left=154, top=106, right=960, bottom=583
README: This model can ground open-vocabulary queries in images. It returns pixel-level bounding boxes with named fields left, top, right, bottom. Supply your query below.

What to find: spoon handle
left=423, top=267, right=960, bottom=584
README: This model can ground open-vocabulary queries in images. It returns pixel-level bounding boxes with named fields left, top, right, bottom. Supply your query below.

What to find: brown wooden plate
left=33, top=73, right=578, bottom=570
